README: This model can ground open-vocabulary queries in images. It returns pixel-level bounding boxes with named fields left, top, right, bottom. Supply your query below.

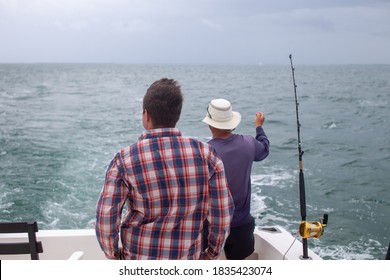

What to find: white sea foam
left=250, top=191, right=267, bottom=214
left=358, top=99, right=388, bottom=107
left=0, top=201, right=14, bottom=212
left=322, top=121, right=338, bottom=129
left=251, top=168, right=295, bottom=188
left=314, top=243, right=376, bottom=260
left=0, top=184, right=18, bottom=211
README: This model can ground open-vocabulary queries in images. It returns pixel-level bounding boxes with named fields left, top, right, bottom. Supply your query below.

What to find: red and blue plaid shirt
left=96, top=128, right=234, bottom=260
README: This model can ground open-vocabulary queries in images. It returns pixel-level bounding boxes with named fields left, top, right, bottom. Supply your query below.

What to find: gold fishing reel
left=299, top=214, right=328, bottom=239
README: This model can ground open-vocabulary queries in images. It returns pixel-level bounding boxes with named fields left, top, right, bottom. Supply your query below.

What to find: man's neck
left=211, top=128, right=233, bottom=139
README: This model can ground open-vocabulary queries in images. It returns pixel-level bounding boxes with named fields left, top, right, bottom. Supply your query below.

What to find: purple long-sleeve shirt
left=208, top=126, right=269, bottom=227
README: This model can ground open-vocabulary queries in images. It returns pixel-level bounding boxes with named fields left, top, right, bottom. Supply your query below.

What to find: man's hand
left=255, top=112, right=265, bottom=127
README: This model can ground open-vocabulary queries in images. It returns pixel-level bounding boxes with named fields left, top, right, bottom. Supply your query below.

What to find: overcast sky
left=1, top=0, right=389, bottom=64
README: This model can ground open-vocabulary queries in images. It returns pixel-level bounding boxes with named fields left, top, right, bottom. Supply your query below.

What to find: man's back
left=208, top=127, right=269, bottom=227
left=96, top=128, right=233, bottom=259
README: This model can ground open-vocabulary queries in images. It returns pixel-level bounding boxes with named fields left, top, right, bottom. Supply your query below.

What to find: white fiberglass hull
left=0, top=225, right=321, bottom=260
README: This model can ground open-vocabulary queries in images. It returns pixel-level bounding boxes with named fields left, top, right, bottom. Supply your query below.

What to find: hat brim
left=202, top=111, right=241, bottom=130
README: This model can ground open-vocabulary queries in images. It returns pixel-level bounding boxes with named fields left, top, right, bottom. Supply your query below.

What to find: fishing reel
left=299, top=214, right=328, bottom=239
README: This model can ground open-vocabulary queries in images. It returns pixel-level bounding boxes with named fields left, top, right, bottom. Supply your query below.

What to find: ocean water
left=0, top=63, right=389, bottom=260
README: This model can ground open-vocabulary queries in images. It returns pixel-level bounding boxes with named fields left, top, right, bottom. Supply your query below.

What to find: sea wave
left=1, top=63, right=389, bottom=260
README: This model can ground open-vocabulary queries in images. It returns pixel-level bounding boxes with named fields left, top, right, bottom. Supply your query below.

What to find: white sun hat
left=202, top=99, right=241, bottom=130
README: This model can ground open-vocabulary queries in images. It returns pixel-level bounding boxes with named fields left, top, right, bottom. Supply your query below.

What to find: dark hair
left=143, top=78, right=183, bottom=128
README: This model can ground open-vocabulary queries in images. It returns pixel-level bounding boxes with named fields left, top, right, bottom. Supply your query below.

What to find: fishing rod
left=289, top=54, right=328, bottom=259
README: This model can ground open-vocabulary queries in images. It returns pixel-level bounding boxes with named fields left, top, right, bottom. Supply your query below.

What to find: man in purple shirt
left=202, top=98, right=270, bottom=259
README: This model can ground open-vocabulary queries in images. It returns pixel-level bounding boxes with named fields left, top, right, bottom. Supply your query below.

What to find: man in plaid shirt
left=95, top=78, right=234, bottom=260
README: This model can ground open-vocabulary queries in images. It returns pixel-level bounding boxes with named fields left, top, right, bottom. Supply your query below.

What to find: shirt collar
left=139, top=128, right=182, bottom=140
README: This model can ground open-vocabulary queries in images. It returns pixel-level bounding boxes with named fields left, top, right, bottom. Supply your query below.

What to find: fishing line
left=282, top=232, right=300, bottom=260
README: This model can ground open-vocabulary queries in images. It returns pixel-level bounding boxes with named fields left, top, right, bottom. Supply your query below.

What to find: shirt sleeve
left=203, top=150, right=234, bottom=260
left=95, top=153, right=127, bottom=260
left=254, top=126, right=270, bottom=161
